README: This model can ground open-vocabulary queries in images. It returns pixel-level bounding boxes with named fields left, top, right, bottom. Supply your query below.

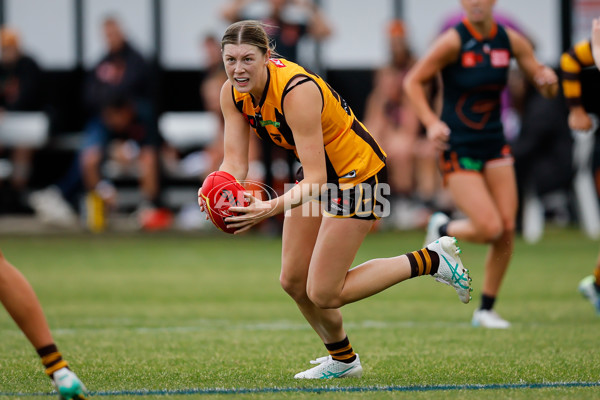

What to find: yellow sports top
left=231, top=58, right=386, bottom=187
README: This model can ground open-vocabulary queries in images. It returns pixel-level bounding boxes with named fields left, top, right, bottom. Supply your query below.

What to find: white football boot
left=424, top=212, right=450, bottom=246
left=426, top=236, right=472, bottom=304
left=578, top=275, right=600, bottom=314
left=28, top=186, right=77, bottom=227
left=294, top=354, right=363, bottom=379
left=472, top=309, right=511, bottom=329
left=52, top=367, right=88, bottom=400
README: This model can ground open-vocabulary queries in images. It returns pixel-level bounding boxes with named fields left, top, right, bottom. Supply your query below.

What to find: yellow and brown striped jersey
left=560, top=39, right=596, bottom=108
left=231, top=58, right=386, bottom=188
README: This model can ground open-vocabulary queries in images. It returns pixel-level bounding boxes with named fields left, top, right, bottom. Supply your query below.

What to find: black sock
left=405, top=247, right=440, bottom=277
left=439, top=222, right=449, bottom=237
left=325, top=336, right=356, bottom=364
left=480, top=294, right=496, bottom=311
left=37, top=344, right=68, bottom=378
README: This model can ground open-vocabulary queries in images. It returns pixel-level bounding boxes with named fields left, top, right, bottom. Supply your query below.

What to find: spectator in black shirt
left=79, top=17, right=168, bottom=230
left=0, top=27, right=44, bottom=213
left=84, top=17, right=151, bottom=117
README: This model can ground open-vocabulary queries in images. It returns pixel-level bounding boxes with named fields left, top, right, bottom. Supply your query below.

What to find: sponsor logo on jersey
left=340, top=170, right=357, bottom=179
left=461, top=51, right=484, bottom=68
left=490, top=49, right=510, bottom=67
left=269, top=59, right=286, bottom=68
left=259, top=120, right=281, bottom=128
left=462, top=51, right=477, bottom=67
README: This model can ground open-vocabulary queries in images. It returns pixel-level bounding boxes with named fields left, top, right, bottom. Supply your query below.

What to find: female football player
left=0, top=248, right=87, bottom=398
left=404, top=0, right=558, bottom=328
left=572, top=17, right=600, bottom=313
left=594, top=18, right=600, bottom=69
left=201, top=20, right=472, bottom=379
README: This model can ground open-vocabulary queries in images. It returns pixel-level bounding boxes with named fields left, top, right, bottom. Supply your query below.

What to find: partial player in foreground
left=404, top=0, right=557, bottom=328
left=0, top=248, right=87, bottom=399
left=567, top=17, right=600, bottom=314
left=201, top=20, right=472, bottom=379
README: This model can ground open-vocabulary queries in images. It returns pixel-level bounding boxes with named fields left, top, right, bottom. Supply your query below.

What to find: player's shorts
left=295, top=166, right=390, bottom=220
left=440, top=142, right=513, bottom=184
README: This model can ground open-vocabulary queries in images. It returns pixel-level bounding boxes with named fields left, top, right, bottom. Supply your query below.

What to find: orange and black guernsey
left=440, top=18, right=512, bottom=148
left=232, top=58, right=386, bottom=188
left=560, top=39, right=596, bottom=108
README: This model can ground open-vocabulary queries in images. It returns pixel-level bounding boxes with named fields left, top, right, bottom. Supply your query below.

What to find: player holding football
left=566, top=17, right=600, bottom=313
left=404, top=0, right=557, bottom=328
left=0, top=248, right=87, bottom=398
left=203, top=19, right=472, bottom=379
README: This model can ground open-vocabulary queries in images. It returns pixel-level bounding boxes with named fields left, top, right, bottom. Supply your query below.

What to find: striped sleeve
left=560, top=40, right=595, bottom=108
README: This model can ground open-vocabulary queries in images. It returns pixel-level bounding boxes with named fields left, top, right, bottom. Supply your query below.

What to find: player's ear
left=265, top=49, right=271, bottom=63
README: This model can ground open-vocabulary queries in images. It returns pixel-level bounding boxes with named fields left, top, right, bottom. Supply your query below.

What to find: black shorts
left=296, top=166, right=390, bottom=220
left=440, top=143, right=513, bottom=183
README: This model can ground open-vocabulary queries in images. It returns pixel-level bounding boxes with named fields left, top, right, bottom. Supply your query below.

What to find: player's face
left=461, top=0, right=496, bottom=23
left=222, top=44, right=269, bottom=94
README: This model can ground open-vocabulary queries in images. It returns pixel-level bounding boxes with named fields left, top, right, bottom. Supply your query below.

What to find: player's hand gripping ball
left=198, top=171, right=248, bottom=234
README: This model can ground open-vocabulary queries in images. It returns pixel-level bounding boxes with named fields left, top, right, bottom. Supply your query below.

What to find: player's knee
left=307, top=287, right=342, bottom=309
left=478, top=219, right=504, bottom=242
left=279, top=274, right=308, bottom=302
left=502, top=218, right=516, bottom=236
left=489, top=219, right=515, bottom=244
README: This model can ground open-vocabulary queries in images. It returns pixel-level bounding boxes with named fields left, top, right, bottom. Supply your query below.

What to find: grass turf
left=0, top=227, right=599, bottom=399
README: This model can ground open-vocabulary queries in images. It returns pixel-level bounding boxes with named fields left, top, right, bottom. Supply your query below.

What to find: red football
left=198, top=171, right=248, bottom=234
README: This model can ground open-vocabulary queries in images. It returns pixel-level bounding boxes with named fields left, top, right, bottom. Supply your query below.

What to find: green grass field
left=0, top=228, right=599, bottom=399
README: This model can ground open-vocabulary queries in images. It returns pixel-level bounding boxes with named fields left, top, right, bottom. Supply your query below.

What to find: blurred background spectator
left=0, top=27, right=43, bottom=112
left=80, top=16, right=168, bottom=231
left=0, top=26, right=44, bottom=214
left=29, top=16, right=169, bottom=231
left=83, top=17, right=154, bottom=121
left=221, top=0, right=332, bottom=63
left=363, top=20, right=442, bottom=229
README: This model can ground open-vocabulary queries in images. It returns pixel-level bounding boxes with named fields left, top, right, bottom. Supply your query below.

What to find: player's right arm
left=560, top=39, right=595, bottom=131
left=404, top=28, right=461, bottom=150
left=592, top=18, right=600, bottom=70
left=219, top=80, right=251, bottom=181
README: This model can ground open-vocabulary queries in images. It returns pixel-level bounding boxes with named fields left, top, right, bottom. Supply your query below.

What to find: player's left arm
left=507, top=28, right=558, bottom=98
left=592, top=18, right=600, bottom=70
